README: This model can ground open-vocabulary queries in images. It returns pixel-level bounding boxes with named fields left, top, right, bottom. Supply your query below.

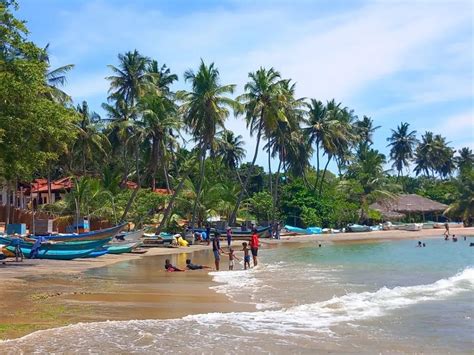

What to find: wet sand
left=0, top=246, right=253, bottom=340
left=1, top=227, right=473, bottom=340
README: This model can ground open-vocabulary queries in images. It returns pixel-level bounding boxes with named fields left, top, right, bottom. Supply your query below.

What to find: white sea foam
left=1, top=267, right=472, bottom=354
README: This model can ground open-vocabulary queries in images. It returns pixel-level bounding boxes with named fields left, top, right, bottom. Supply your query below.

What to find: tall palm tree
left=73, top=101, right=110, bottom=175
left=179, top=60, right=237, bottom=228
left=304, top=99, right=327, bottom=187
left=230, top=67, right=286, bottom=224
left=386, top=122, right=417, bottom=177
left=216, top=130, right=246, bottom=170
left=354, top=115, right=380, bottom=146
left=414, top=131, right=436, bottom=177
left=106, top=50, right=150, bottom=110
left=40, top=43, right=75, bottom=103
left=455, top=147, right=474, bottom=173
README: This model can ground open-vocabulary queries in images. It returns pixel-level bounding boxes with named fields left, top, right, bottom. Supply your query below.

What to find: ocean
left=1, top=237, right=473, bottom=354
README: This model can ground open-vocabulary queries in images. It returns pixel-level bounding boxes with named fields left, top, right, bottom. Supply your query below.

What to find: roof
left=31, top=177, right=73, bottom=193
left=370, top=194, right=448, bottom=214
left=153, top=188, right=173, bottom=195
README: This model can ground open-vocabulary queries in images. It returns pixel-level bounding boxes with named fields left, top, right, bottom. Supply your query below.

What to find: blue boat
left=306, top=227, right=322, bottom=234
left=6, top=246, right=96, bottom=260
left=31, top=223, right=126, bottom=242
left=0, top=236, right=110, bottom=251
left=85, top=248, right=109, bottom=258
left=284, top=225, right=307, bottom=234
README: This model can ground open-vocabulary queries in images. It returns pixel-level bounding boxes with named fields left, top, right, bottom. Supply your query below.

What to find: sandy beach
left=1, top=227, right=473, bottom=341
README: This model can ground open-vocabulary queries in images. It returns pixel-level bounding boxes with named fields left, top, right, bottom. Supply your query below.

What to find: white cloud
left=34, top=0, right=473, bottom=169
left=431, top=110, right=474, bottom=139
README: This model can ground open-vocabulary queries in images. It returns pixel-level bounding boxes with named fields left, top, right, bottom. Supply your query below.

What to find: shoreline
left=1, top=227, right=473, bottom=341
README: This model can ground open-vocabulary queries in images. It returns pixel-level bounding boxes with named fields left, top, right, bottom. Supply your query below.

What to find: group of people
left=165, top=228, right=260, bottom=272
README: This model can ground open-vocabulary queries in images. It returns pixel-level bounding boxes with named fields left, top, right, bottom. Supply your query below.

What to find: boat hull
left=32, top=224, right=126, bottom=242
left=0, top=236, right=110, bottom=251
left=6, top=246, right=94, bottom=260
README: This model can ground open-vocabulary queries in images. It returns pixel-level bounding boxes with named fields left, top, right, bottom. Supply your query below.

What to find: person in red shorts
left=249, top=229, right=259, bottom=267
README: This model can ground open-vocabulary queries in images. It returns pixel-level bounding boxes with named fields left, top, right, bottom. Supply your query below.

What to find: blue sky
left=17, top=0, right=473, bottom=172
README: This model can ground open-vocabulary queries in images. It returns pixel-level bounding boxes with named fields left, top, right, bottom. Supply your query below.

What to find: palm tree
left=354, top=115, right=380, bottom=146
left=230, top=67, right=286, bottom=224
left=304, top=99, right=327, bottom=187
left=106, top=50, right=150, bottom=110
left=216, top=130, right=246, bottom=170
left=455, top=147, right=474, bottom=173
left=414, top=131, right=436, bottom=177
left=179, top=60, right=237, bottom=228
left=386, top=122, right=417, bottom=177
left=40, top=43, right=75, bottom=103
left=73, top=101, right=110, bottom=175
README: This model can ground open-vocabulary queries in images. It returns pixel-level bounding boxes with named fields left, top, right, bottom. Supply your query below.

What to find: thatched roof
left=370, top=194, right=448, bottom=215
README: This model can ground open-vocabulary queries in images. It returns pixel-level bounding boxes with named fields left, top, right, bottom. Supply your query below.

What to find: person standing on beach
left=212, top=232, right=224, bottom=270
left=242, top=242, right=251, bottom=270
left=206, top=224, right=211, bottom=245
left=226, top=227, right=232, bottom=247
left=444, top=222, right=450, bottom=238
left=249, top=229, right=259, bottom=267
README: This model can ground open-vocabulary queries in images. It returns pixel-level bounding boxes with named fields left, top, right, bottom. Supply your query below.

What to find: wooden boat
left=0, top=236, right=110, bottom=251
left=6, top=246, right=95, bottom=260
left=283, top=225, right=306, bottom=234
left=107, top=242, right=138, bottom=254
left=399, top=223, right=423, bottom=231
left=433, top=222, right=463, bottom=229
left=113, top=229, right=144, bottom=243
left=84, top=248, right=109, bottom=258
left=31, top=223, right=126, bottom=242
left=194, top=226, right=271, bottom=240
left=347, top=224, right=371, bottom=233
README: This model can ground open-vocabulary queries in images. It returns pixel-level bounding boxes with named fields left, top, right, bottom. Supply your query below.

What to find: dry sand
left=1, top=227, right=473, bottom=340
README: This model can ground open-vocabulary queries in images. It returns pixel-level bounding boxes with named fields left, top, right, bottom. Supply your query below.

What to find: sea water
left=1, top=237, right=473, bottom=353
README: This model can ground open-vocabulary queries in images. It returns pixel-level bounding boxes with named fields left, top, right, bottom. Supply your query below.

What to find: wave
left=1, top=267, right=472, bottom=353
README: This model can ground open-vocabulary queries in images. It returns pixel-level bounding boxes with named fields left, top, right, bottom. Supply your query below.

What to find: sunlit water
left=1, top=237, right=473, bottom=354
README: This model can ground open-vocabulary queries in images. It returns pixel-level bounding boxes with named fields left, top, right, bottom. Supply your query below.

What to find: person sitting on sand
left=225, top=248, right=240, bottom=270
left=164, top=259, right=184, bottom=272
left=185, top=259, right=211, bottom=270
left=242, top=242, right=251, bottom=270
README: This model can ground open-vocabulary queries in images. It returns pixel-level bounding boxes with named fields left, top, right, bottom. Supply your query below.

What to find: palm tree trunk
left=272, top=159, right=282, bottom=223
left=268, top=142, right=273, bottom=209
left=314, top=139, right=320, bottom=191
left=5, top=182, right=10, bottom=225
left=230, top=121, right=263, bottom=225
left=150, top=136, right=158, bottom=189
left=121, top=140, right=141, bottom=222
left=156, top=175, right=186, bottom=234
left=318, top=155, right=332, bottom=196
left=190, top=145, right=206, bottom=228
left=47, top=164, right=52, bottom=204
left=163, top=163, right=171, bottom=191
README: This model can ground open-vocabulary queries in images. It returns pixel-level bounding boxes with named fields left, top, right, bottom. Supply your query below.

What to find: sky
left=16, top=0, right=474, bottom=172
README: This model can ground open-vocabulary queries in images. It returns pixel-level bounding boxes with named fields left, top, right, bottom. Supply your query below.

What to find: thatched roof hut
left=370, top=194, right=448, bottom=220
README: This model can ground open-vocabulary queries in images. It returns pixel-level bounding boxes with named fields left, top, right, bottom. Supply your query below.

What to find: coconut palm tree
left=304, top=99, right=327, bottom=187
left=73, top=101, right=110, bottom=175
left=39, top=43, right=75, bottom=103
left=354, top=115, right=380, bottom=146
left=414, top=131, right=436, bottom=177
left=106, top=50, right=150, bottom=110
left=455, top=147, right=473, bottom=173
left=179, top=60, right=237, bottom=228
left=230, top=67, right=286, bottom=224
left=386, top=122, right=417, bottom=177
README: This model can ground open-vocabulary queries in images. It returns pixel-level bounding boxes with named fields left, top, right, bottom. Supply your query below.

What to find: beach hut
left=370, top=194, right=448, bottom=222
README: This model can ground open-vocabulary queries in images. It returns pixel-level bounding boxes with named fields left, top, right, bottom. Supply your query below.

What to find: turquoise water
left=1, top=236, right=472, bottom=353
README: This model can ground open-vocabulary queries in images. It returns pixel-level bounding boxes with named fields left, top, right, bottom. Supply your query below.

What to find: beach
left=1, top=227, right=473, bottom=344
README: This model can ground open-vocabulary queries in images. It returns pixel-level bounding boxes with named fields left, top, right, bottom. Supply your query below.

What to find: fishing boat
left=31, top=223, right=126, bottom=242
left=0, top=236, right=110, bottom=251
left=399, top=223, right=423, bottom=231
left=283, top=225, right=307, bottom=234
left=142, top=233, right=176, bottom=247
left=5, top=245, right=95, bottom=260
left=347, top=224, right=371, bottom=233
left=107, top=242, right=139, bottom=254
left=193, top=226, right=271, bottom=240
left=113, top=229, right=144, bottom=243
left=84, top=248, right=109, bottom=258
left=306, top=227, right=322, bottom=234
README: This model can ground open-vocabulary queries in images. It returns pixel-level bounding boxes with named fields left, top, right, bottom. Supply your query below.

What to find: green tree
left=230, top=67, right=286, bottom=223
left=386, top=122, right=418, bottom=177
left=179, top=60, right=237, bottom=228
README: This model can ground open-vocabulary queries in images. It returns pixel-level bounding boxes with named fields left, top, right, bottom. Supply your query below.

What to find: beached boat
left=347, top=224, right=371, bottom=233
left=193, top=226, right=271, bottom=240
left=433, top=222, right=463, bottom=229
left=0, top=236, right=110, bottom=251
left=306, top=226, right=322, bottom=234
left=31, top=223, right=126, bottom=242
left=5, top=245, right=95, bottom=260
left=399, top=223, right=423, bottom=231
left=283, top=225, right=306, bottom=234
left=107, top=242, right=139, bottom=254
left=113, top=229, right=144, bottom=243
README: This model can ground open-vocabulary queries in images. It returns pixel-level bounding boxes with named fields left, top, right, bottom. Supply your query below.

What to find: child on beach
left=164, top=259, right=184, bottom=272
left=242, top=242, right=251, bottom=270
left=185, top=259, right=211, bottom=270
left=226, top=248, right=240, bottom=270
